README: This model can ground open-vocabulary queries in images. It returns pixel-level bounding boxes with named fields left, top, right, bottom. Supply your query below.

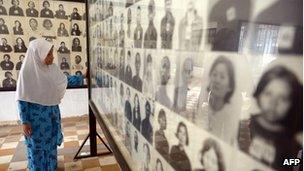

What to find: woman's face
left=74, top=39, right=80, bottom=45
left=4, top=56, right=9, bottom=61
left=59, top=5, right=63, bottom=10
left=15, top=21, right=20, bottom=27
left=158, top=114, right=166, bottom=130
left=29, top=1, right=34, bottom=8
left=258, top=79, right=291, bottom=122
left=209, top=63, right=231, bottom=100
left=44, top=2, right=50, bottom=8
left=20, top=56, right=24, bottom=61
left=17, top=38, right=22, bottom=44
left=177, top=125, right=187, bottom=146
left=73, top=8, right=77, bottom=13
left=44, top=48, right=54, bottom=65
left=202, top=148, right=219, bottom=171
left=45, top=21, right=52, bottom=29
left=60, top=23, right=64, bottom=29
left=30, top=20, right=37, bottom=27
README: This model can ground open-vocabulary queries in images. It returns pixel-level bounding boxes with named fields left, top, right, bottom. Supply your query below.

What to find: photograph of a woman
left=26, top=1, right=39, bottom=17
left=16, top=39, right=84, bottom=170
left=0, top=0, right=7, bottom=15
left=125, top=50, right=133, bottom=86
left=43, top=19, right=53, bottom=30
left=60, top=57, right=70, bottom=70
left=14, top=37, right=27, bottom=53
left=0, top=54, right=14, bottom=70
left=154, top=109, right=169, bottom=160
left=29, top=18, right=38, bottom=32
left=178, top=0, right=203, bottom=51
left=127, top=8, right=132, bottom=38
left=13, top=20, right=23, bottom=35
left=125, top=87, right=132, bottom=122
left=71, top=7, right=82, bottom=20
left=71, top=23, right=81, bottom=36
left=132, top=52, right=143, bottom=92
left=141, top=101, right=153, bottom=144
left=15, top=54, right=24, bottom=70
left=196, top=56, right=239, bottom=145
left=144, top=0, right=157, bottom=49
left=2, top=71, right=16, bottom=88
left=57, top=23, right=69, bottom=37
left=141, top=143, right=151, bottom=171
left=169, top=122, right=192, bottom=171
left=72, top=55, right=84, bottom=70
left=57, top=41, right=70, bottom=54
left=160, top=0, right=175, bottom=49
left=9, top=0, right=24, bottom=16
left=0, top=38, right=12, bottom=52
left=134, top=6, right=143, bottom=48
left=72, top=38, right=82, bottom=52
left=142, top=54, right=154, bottom=98
left=54, top=4, right=68, bottom=19
left=40, top=1, right=54, bottom=18
left=0, top=18, right=9, bottom=34
left=248, top=65, right=302, bottom=170
left=132, top=93, right=141, bottom=131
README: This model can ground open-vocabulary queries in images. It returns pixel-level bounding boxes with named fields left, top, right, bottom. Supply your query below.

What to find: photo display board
left=87, top=0, right=303, bottom=170
left=0, top=0, right=87, bottom=89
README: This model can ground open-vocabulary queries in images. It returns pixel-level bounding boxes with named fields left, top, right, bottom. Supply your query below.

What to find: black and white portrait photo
left=72, top=55, right=84, bottom=70
left=40, top=1, right=54, bottom=18
left=124, top=87, right=132, bottom=122
left=154, top=108, right=169, bottom=160
left=14, top=37, right=27, bottom=53
left=0, top=0, right=7, bottom=15
left=2, top=71, right=16, bottom=88
left=127, top=8, right=132, bottom=39
left=119, top=13, right=125, bottom=48
left=132, top=52, right=143, bottom=92
left=160, top=0, right=175, bottom=49
left=72, top=38, right=82, bottom=52
left=9, top=0, right=24, bottom=16
left=13, top=20, right=23, bottom=35
left=0, top=18, right=9, bottom=34
left=43, top=19, right=53, bottom=30
left=124, top=50, right=133, bottom=86
left=57, top=22, right=69, bottom=37
left=54, top=4, right=68, bottom=19
left=144, top=0, right=157, bottom=49
left=26, top=1, right=39, bottom=17
left=169, top=122, right=192, bottom=171
left=0, top=38, right=12, bottom=52
left=15, top=54, right=24, bottom=70
left=57, top=41, right=70, bottom=54
left=71, top=7, right=82, bottom=20
left=124, top=121, right=132, bottom=155
left=71, top=23, right=81, bottom=36
left=132, top=93, right=141, bottom=131
left=0, top=54, right=14, bottom=70
left=134, top=6, right=143, bottom=48
left=141, top=100, right=153, bottom=144
left=119, top=49, right=125, bottom=81
left=60, top=57, right=70, bottom=70
left=142, top=53, right=154, bottom=98
left=178, top=0, right=203, bottom=51
left=141, top=143, right=151, bottom=171
left=29, top=18, right=38, bottom=32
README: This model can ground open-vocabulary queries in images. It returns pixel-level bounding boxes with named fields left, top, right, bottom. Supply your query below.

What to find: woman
left=3, top=71, right=16, bottom=88
left=16, top=39, right=83, bottom=170
left=13, top=20, right=24, bottom=35
left=54, top=4, right=67, bottom=19
left=124, top=87, right=132, bottom=122
left=57, top=42, right=70, bottom=54
left=16, top=54, right=24, bottom=70
left=40, top=1, right=54, bottom=18
left=72, top=38, right=82, bottom=52
left=154, top=109, right=169, bottom=160
left=0, top=54, right=14, bottom=70
left=132, top=94, right=141, bottom=131
left=72, top=55, right=83, bottom=70
left=196, top=56, right=237, bottom=145
left=142, top=54, right=154, bottom=98
left=248, top=66, right=302, bottom=170
left=0, top=18, right=9, bottom=34
left=0, top=0, right=7, bottom=15
left=0, top=38, right=13, bottom=52
left=60, top=57, right=70, bottom=70
left=71, top=7, right=81, bottom=20
left=43, top=19, right=53, bottom=30
left=9, top=0, right=24, bottom=16
left=26, top=1, right=38, bottom=17
left=170, top=122, right=192, bottom=171
left=57, top=23, right=69, bottom=37
left=14, top=37, right=27, bottom=53
left=29, top=18, right=38, bottom=32
left=71, top=23, right=81, bottom=36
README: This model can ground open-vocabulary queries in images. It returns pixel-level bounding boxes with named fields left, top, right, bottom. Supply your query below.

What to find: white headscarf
left=16, top=39, right=68, bottom=106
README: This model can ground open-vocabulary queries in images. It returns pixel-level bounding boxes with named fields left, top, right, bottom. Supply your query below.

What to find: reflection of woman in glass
left=132, top=94, right=141, bottom=131
left=195, top=138, right=225, bottom=171
left=170, top=122, right=192, bottom=171
left=156, top=159, right=164, bottom=171
left=0, top=54, right=14, bottom=70
left=154, top=109, right=169, bottom=160
left=13, top=20, right=23, bottom=35
left=72, top=55, right=83, bottom=70
left=14, top=37, right=27, bottom=53
left=43, top=19, right=53, bottom=30
left=196, top=56, right=237, bottom=145
left=57, top=23, right=68, bottom=37
left=71, top=7, right=81, bottom=20
left=40, top=1, right=54, bottom=18
left=72, top=38, right=82, bottom=52
left=144, top=0, right=157, bottom=49
left=16, top=54, right=24, bottom=70
left=160, top=0, right=175, bottom=49
left=2, top=71, right=16, bottom=88
left=0, top=18, right=9, bottom=34
left=71, top=23, right=81, bottom=36
left=119, top=49, right=125, bottom=81
left=26, top=1, right=38, bottom=17
left=57, top=42, right=70, bottom=54
left=60, top=57, right=70, bottom=70
left=124, top=87, right=132, bottom=122
left=127, top=8, right=132, bottom=38
left=141, top=143, right=151, bottom=171
left=0, top=38, right=13, bottom=52
left=9, top=0, right=24, bottom=16
left=248, top=66, right=302, bottom=170
left=54, top=4, right=67, bottom=19
left=178, top=0, right=203, bottom=51
left=29, top=18, right=38, bottom=32
left=0, top=0, right=7, bottom=15
left=142, top=54, right=154, bottom=97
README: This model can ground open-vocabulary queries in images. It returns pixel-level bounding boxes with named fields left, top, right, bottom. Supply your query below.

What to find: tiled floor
left=0, top=116, right=121, bottom=171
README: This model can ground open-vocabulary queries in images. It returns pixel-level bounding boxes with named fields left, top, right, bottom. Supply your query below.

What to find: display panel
left=0, top=0, right=87, bottom=89
left=88, top=0, right=303, bottom=170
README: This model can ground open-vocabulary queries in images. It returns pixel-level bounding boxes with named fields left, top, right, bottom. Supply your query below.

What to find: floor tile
left=82, top=157, right=100, bottom=169
left=0, top=155, right=13, bottom=164
left=99, top=155, right=117, bottom=166
left=64, top=141, right=80, bottom=148
left=7, top=161, right=28, bottom=170
left=64, top=161, right=83, bottom=171
left=0, top=148, right=15, bottom=156
left=1, top=142, right=19, bottom=150
left=101, top=164, right=120, bottom=171
left=83, top=167, right=102, bottom=171
left=0, top=163, right=9, bottom=171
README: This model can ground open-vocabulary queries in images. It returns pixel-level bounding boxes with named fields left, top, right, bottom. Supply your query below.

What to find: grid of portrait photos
left=0, top=0, right=87, bottom=89
left=88, top=0, right=302, bottom=170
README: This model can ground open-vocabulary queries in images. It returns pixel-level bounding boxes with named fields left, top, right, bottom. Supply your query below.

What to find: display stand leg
left=74, top=107, right=112, bottom=160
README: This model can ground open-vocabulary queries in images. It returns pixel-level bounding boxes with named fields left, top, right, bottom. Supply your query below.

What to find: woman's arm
left=18, top=100, right=30, bottom=124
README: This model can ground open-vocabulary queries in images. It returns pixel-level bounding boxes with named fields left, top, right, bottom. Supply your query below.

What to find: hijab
left=16, top=39, right=67, bottom=106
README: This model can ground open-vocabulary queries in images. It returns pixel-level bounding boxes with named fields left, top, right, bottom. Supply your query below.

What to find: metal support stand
left=74, top=107, right=112, bottom=160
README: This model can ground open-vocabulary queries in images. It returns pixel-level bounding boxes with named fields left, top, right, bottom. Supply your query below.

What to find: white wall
left=0, top=89, right=88, bottom=122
